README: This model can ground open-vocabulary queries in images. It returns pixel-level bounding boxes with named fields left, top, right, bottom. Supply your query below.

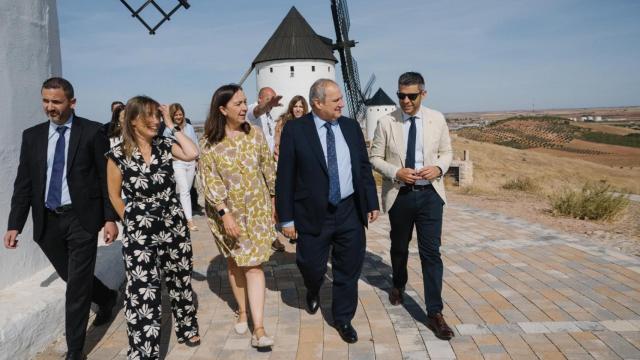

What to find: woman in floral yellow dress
left=199, top=84, right=277, bottom=348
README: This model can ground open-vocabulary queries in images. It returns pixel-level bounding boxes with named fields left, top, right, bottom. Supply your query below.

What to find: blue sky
left=58, top=0, right=640, bottom=123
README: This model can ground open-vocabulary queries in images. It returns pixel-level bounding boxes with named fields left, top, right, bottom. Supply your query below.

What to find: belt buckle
left=411, top=185, right=420, bottom=192
left=53, top=205, right=71, bottom=214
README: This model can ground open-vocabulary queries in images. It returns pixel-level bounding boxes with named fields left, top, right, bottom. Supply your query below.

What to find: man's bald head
left=258, top=87, right=276, bottom=106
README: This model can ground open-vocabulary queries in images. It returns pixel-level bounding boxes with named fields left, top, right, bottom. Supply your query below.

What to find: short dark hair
left=398, top=72, right=425, bottom=90
left=42, top=77, right=74, bottom=99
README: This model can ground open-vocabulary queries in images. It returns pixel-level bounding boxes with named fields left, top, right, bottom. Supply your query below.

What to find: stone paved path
left=36, top=203, right=640, bottom=359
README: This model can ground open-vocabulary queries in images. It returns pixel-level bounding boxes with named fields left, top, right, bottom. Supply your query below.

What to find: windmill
left=330, top=0, right=374, bottom=124
left=119, top=0, right=191, bottom=35
left=238, top=1, right=374, bottom=124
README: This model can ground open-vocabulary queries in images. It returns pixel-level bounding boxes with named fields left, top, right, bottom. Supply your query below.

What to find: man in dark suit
left=4, top=77, right=120, bottom=360
left=276, top=78, right=379, bottom=344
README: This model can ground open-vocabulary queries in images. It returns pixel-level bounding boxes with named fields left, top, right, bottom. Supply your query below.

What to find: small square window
left=290, top=66, right=294, bottom=72
left=312, top=66, right=316, bottom=72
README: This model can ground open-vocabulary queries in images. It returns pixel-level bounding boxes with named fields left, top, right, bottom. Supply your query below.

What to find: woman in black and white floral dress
left=106, top=95, right=200, bottom=360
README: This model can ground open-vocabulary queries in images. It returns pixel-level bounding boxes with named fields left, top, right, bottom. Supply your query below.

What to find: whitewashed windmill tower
left=0, top=0, right=62, bottom=290
left=239, top=0, right=375, bottom=126
left=365, top=88, right=397, bottom=141
left=239, top=6, right=338, bottom=119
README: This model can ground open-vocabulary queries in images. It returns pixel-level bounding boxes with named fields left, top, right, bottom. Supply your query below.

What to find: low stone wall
left=0, top=236, right=125, bottom=360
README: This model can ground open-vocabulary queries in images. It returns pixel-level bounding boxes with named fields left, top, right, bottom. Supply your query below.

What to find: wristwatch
left=168, top=126, right=181, bottom=136
left=217, top=207, right=230, bottom=217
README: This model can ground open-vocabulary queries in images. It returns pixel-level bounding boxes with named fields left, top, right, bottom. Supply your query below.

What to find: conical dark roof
left=252, top=7, right=337, bottom=67
left=365, top=88, right=396, bottom=106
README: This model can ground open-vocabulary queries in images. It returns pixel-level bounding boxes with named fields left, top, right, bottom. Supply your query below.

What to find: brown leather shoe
left=426, top=313, right=455, bottom=340
left=389, top=288, right=404, bottom=306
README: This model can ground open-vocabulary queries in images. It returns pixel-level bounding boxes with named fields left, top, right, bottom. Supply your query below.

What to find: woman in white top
left=163, top=103, right=199, bottom=231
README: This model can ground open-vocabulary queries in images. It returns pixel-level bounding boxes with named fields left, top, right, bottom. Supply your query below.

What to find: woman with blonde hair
left=199, top=84, right=276, bottom=348
left=163, top=103, right=199, bottom=231
left=106, top=95, right=200, bottom=359
left=273, top=95, right=308, bottom=161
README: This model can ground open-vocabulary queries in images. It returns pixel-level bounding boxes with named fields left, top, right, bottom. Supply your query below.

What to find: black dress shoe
left=93, top=289, right=117, bottom=326
left=335, top=322, right=358, bottom=343
left=271, top=238, right=285, bottom=252
left=178, top=334, right=201, bottom=347
left=65, top=350, right=86, bottom=360
left=306, top=291, right=319, bottom=314
left=389, top=287, right=404, bottom=306
left=426, top=313, right=455, bottom=340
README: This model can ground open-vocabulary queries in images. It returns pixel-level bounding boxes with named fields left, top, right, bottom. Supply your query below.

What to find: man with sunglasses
left=370, top=72, right=453, bottom=340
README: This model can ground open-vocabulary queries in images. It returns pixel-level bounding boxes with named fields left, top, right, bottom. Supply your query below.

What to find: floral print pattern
left=107, top=137, right=199, bottom=360
left=199, top=127, right=276, bottom=266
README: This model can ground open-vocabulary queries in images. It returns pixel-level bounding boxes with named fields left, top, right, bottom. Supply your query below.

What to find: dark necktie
left=46, top=126, right=68, bottom=209
left=405, top=116, right=416, bottom=169
left=325, top=122, right=341, bottom=206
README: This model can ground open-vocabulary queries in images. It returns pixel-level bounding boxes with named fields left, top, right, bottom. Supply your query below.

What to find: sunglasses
left=396, top=92, right=421, bottom=101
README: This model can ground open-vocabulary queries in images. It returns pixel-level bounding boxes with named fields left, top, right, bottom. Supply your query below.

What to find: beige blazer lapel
left=390, top=109, right=405, bottom=168
left=420, top=107, right=434, bottom=163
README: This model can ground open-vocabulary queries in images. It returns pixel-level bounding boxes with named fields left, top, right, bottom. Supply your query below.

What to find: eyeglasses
left=396, top=92, right=421, bottom=101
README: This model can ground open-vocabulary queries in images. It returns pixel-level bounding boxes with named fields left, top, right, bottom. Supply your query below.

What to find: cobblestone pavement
left=36, top=203, right=640, bottom=359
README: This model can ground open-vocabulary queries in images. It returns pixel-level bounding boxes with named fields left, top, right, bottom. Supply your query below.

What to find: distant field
left=450, top=136, right=640, bottom=195
left=455, top=116, right=640, bottom=166
left=574, top=122, right=640, bottom=135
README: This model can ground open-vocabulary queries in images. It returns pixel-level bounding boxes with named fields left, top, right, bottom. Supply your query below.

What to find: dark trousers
left=296, top=196, right=365, bottom=325
left=388, top=186, right=444, bottom=316
left=38, top=211, right=111, bottom=352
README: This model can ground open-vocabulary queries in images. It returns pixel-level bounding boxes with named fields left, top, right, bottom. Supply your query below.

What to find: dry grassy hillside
left=449, top=136, right=639, bottom=253
left=451, top=135, right=640, bottom=195
left=455, top=117, right=640, bottom=167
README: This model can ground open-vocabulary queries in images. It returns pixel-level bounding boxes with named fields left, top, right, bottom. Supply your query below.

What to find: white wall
left=366, top=105, right=396, bottom=141
left=255, top=59, right=335, bottom=119
left=0, top=0, right=62, bottom=291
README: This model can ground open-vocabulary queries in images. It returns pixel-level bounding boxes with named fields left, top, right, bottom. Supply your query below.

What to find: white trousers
left=174, top=164, right=196, bottom=221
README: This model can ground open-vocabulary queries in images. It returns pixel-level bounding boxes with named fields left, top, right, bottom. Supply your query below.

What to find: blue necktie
left=405, top=116, right=416, bottom=169
left=46, top=126, right=67, bottom=210
left=325, top=122, right=341, bottom=206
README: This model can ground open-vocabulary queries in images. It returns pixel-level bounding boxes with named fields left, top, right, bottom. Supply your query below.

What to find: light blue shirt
left=280, top=113, right=354, bottom=229
left=45, top=115, right=73, bottom=206
left=402, top=111, right=429, bottom=185
left=163, top=122, right=199, bottom=167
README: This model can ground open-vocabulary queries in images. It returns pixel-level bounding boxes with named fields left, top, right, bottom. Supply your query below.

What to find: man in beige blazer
left=370, top=72, right=454, bottom=340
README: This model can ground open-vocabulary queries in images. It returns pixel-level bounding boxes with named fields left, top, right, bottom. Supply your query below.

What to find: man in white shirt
left=246, top=87, right=282, bottom=153
left=246, top=86, right=286, bottom=251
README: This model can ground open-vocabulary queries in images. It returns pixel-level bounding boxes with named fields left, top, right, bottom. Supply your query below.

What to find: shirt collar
left=49, top=113, right=74, bottom=132
left=402, top=110, right=420, bottom=122
left=312, top=112, right=338, bottom=130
